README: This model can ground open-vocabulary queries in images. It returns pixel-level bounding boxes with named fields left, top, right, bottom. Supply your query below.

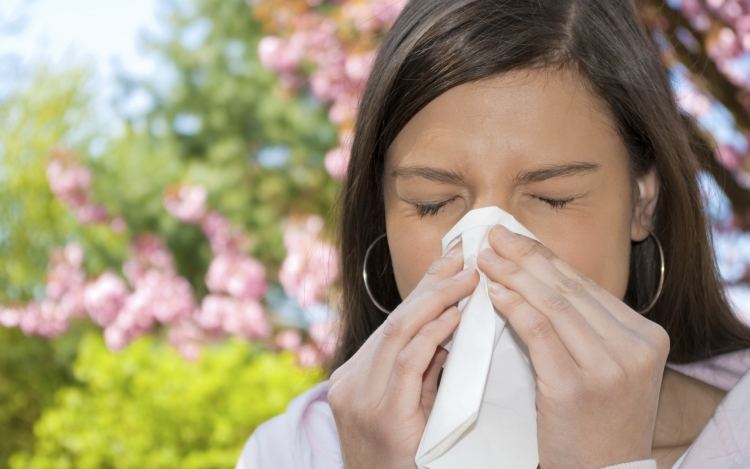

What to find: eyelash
left=414, top=197, right=457, bottom=218
left=413, top=196, right=575, bottom=218
left=536, top=197, right=575, bottom=210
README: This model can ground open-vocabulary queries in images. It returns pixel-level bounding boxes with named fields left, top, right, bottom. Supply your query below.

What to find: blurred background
left=0, top=0, right=749, bottom=467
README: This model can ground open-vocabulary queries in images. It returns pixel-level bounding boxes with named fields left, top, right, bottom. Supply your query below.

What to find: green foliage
left=9, top=333, right=324, bottom=469
left=122, top=0, right=340, bottom=278
left=0, top=326, right=84, bottom=469
left=0, top=0, right=340, bottom=466
left=0, top=66, right=128, bottom=303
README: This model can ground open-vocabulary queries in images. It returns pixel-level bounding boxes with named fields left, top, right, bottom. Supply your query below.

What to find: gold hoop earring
left=637, top=227, right=665, bottom=315
left=363, top=233, right=392, bottom=315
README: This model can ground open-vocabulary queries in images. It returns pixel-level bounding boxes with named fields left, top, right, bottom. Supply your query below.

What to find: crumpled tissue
left=415, top=206, right=540, bottom=469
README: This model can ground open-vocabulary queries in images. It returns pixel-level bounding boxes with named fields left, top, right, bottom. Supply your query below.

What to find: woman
left=238, top=0, right=750, bottom=468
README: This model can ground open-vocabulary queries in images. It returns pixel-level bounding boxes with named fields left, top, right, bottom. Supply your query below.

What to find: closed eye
left=414, top=195, right=574, bottom=217
left=536, top=196, right=575, bottom=209
left=413, top=196, right=457, bottom=218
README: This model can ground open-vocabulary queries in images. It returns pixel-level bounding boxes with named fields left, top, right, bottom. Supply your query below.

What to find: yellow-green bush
left=10, top=334, right=324, bottom=469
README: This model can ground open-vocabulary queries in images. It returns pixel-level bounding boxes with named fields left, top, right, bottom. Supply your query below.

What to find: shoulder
left=666, top=348, right=750, bottom=392
left=235, top=381, right=343, bottom=469
left=674, top=349, right=750, bottom=468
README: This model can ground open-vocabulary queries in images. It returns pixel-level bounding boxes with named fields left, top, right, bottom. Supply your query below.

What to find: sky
left=0, top=0, right=166, bottom=117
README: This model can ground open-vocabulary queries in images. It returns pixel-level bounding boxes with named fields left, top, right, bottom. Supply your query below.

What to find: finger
left=487, top=280, right=577, bottom=380
left=546, top=255, right=669, bottom=349
left=487, top=226, right=668, bottom=357
left=366, top=266, right=479, bottom=395
left=337, top=242, right=465, bottom=370
left=381, top=307, right=461, bottom=415
left=421, top=345, right=449, bottom=420
left=477, top=247, right=604, bottom=366
left=407, top=240, right=465, bottom=300
left=487, top=226, right=628, bottom=339
left=501, top=229, right=658, bottom=340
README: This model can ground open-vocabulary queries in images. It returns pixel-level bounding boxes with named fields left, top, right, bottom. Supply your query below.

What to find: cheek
left=543, top=214, right=632, bottom=301
left=386, top=219, right=445, bottom=301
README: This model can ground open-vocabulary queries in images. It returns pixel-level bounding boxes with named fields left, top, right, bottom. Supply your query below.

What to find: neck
left=651, top=367, right=726, bottom=451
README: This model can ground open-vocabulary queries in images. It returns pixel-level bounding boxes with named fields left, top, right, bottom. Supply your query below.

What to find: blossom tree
left=4, top=0, right=750, bottom=371
left=2, top=146, right=340, bottom=366
left=251, top=0, right=750, bottom=322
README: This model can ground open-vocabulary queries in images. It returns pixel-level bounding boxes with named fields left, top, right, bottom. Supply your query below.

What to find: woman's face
left=383, top=68, right=659, bottom=302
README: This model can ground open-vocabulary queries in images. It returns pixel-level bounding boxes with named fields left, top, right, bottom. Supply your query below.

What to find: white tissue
left=415, top=206, right=539, bottom=469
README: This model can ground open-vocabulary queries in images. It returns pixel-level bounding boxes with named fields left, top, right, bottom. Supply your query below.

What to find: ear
left=631, top=167, right=659, bottom=242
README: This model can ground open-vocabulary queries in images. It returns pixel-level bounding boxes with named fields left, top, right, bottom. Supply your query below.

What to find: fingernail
left=492, top=225, right=516, bottom=242
left=453, top=266, right=475, bottom=279
left=447, top=243, right=462, bottom=257
left=439, top=307, right=458, bottom=320
left=479, top=248, right=500, bottom=263
left=489, top=281, right=506, bottom=296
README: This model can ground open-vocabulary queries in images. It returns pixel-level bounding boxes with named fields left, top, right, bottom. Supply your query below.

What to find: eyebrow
left=391, top=162, right=600, bottom=185
left=514, top=162, right=600, bottom=184
left=391, top=165, right=466, bottom=184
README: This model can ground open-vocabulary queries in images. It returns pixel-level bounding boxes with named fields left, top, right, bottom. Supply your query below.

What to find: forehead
left=385, top=68, right=623, bottom=176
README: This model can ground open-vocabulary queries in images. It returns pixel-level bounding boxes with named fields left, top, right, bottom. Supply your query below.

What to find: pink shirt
left=236, top=349, right=750, bottom=469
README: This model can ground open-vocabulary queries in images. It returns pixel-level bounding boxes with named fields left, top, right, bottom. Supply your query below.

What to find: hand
left=477, top=225, right=669, bottom=469
left=328, top=242, right=479, bottom=469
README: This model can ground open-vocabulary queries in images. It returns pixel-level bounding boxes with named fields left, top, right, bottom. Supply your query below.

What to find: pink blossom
left=57, top=288, right=86, bottom=319
left=297, top=344, right=325, bottom=368
left=45, top=243, right=87, bottom=318
left=716, top=145, right=742, bottom=169
left=74, top=204, right=110, bottom=225
left=735, top=15, right=750, bottom=51
left=84, top=271, right=130, bottom=326
left=0, top=306, right=22, bottom=327
left=46, top=159, right=91, bottom=208
left=223, top=299, right=270, bottom=338
left=205, top=253, right=268, bottom=300
left=201, top=211, right=232, bottom=254
left=722, top=1, right=743, bottom=20
left=309, top=319, right=340, bottom=358
left=342, top=0, right=407, bottom=32
left=163, top=184, right=208, bottom=223
left=258, top=36, right=305, bottom=74
left=196, top=294, right=229, bottom=331
left=282, top=214, right=324, bottom=252
left=197, top=294, right=270, bottom=339
left=328, top=91, right=359, bottom=125
left=103, top=326, right=128, bottom=351
left=46, top=149, right=113, bottom=226
left=370, top=0, right=408, bottom=28
left=150, top=273, right=196, bottom=324
left=102, top=280, right=159, bottom=351
left=324, top=146, right=350, bottom=180
left=279, top=215, right=339, bottom=307
left=201, top=211, right=253, bottom=255
left=167, top=320, right=205, bottom=361
left=310, top=66, right=348, bottom=103
left=708, top=27, right=742, bottom=59
left=110, top=217, right=127, bottom=234
left=675, top=86, right=712, bottom=118
left=20, top=300, right=70, bottom=338
left=64, top=242, right=84, bottom=267
left=123, top=234, right=175, bottom=287
left=302, top=19, right=342, bottom=64
left=117, top=285, right=157, bottom=330
left=45, top=262, right=85, bottom=301
left=275, top=328, right=303, bottom=351
left=103, top=323, right=146, bottom=352
left=345, top=51, right=376, bottom=84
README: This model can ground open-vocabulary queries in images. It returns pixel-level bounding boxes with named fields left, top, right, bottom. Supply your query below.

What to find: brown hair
left=332, top=0, right=750, bottom=370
